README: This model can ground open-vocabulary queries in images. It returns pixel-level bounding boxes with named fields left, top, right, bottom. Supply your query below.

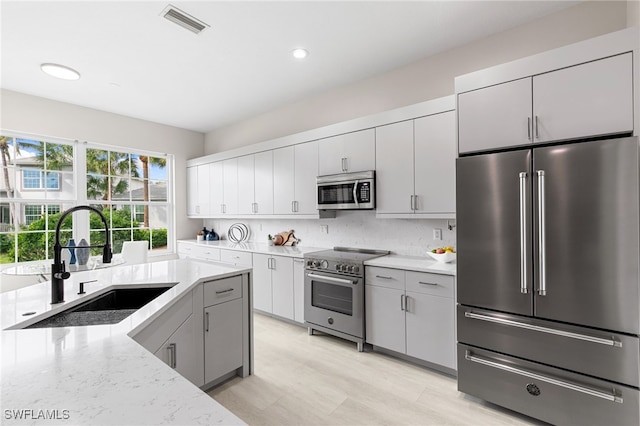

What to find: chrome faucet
left=51, top=205, right=112, bottom=304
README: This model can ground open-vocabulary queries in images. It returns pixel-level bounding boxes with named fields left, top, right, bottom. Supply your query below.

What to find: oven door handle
left=307, top=273, right=355, bottom=285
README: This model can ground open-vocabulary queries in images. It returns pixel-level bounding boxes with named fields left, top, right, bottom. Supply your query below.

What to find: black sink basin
left=26, top=286, right=173, bottom=329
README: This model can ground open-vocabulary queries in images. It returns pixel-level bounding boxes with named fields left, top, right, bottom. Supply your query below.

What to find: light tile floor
left=208, top=314, right=545, bottom=425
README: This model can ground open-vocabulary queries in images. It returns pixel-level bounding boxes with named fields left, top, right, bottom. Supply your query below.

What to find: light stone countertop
left=364, top=254, right=457, bottom=275
left=1, top=258, right=249, bottom=425
left=178, top=239, right=328, bottom=258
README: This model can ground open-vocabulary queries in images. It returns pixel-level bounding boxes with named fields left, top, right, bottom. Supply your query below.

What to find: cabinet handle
left=375, top=275, right=393, bottom=280
left=167, top=343, right=177, bottom=368
left=410, top=195, right=414, bottom=211
left=527, top=117, right=531, bottom=140
left=291, top=201, right=295, bottom=213
left=418, top=281, right=438, bottom=286
left=195, top=205, right=200, bottom=214
left=413, top=195, right=418, bottom=211
left=268, top=257, right=276, bottom=270
left=400, top=294, right=405, bottom=311
left=534, top=115, right=539, bottom=140
left=294, top=201, right=299, bottom=212
left=215, top=288, right=234, bottom=295
left=205, top=311, right=210, bottom=332
left=405, top=295, right=410, bottom=313
left=341, top=157, right=348, bottom=172
left=222, top=204, right=226, bottom=214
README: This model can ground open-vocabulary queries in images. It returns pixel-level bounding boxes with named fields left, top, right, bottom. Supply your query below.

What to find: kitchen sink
left=26, top=286, right=174, bottom=329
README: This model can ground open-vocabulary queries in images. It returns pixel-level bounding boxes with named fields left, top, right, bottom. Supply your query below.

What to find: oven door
left=304, top=270, right=363, bottom=338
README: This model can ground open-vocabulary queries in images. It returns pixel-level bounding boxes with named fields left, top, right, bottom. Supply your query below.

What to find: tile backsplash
left=205, top=211, right=456, bottom=256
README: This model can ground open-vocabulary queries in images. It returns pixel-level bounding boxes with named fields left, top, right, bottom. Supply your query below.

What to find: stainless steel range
left=304, top=247, right=389, bottom=352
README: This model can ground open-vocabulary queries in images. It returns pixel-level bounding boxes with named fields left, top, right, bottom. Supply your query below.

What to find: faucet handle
left=53, top=260, right=71, bottom=280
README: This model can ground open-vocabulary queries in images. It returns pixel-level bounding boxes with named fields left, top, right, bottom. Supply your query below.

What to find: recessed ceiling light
left=292, top=48, right=309, bottom=59
left=40, top=63, right=81, bottom=80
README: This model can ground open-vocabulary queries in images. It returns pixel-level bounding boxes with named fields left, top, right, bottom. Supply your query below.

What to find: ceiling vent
left=161, top=4, right=209, bottom=34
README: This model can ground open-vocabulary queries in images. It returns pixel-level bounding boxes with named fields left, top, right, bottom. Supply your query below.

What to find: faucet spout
left=51, top=205, right=112, bottom=304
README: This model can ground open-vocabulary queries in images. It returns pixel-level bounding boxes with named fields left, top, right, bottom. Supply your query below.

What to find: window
left=22, top=169, right=60, bottom=190
left=0, top=134, right=173, bottom=264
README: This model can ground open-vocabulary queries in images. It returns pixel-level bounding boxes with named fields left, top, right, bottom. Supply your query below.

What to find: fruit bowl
left=427, top=251, right=457, bottom=263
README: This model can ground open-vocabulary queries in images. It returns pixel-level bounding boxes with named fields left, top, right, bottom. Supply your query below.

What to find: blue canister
left=68, top=238, right=77, bottom=265
left=206, top=229, right=219, bottom=241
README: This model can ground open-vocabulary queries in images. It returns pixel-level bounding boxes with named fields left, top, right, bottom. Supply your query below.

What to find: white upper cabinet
left=294, top=141, right=319, bottom=215
left=375, top=120, right=414, bottom=214
left=273, top=141, right=318, bottom=215
left=318, top=129, right=375, bottom=175
left=253, top=150, right=274, bottom=215
left=237, top=155, right=254, bottom=215
left=458, top=52, right=634, bottom=154
left=376, top=111, right=456, bottom=218
left=222, top=158, right=238, bottom=215
left=187, top=164, right=210, bottom=217
left=209, top=161, right=224, bottom=216
left=414, top=111, right=456, bottom=214
left=458, top=78, right=532, bottom=153
left=532, top=53, right=633, bottom=143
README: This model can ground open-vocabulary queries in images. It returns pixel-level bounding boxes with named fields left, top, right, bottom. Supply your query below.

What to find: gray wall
left=0, top=89, right=205, bottom=241
left=204, top=1, right=630, bottom=154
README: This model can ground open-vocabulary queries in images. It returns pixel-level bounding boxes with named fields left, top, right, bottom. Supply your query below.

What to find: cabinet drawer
left=177, top=243, right=220, bottom=261
left=204, top=276, right=243, bottom=307
left=405, top=271, right=453, bottom=298
left=131, top=290, right=193, bottom=354
left=220, top=249, right=253, bottom=267
left=458, top=344, right=639, bottom=426
left=365, top=266, right=405, bottom=290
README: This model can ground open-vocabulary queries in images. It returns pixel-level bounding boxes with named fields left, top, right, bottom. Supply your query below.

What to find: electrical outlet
left=433, top=228, right=442, bottom=240
left=320, top=225, right=329, bottom=234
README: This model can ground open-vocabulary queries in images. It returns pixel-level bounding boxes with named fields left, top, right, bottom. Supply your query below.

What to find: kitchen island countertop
left=1, top=258, right=249, bottom=425
left=364, top=254, right=456, bottom=275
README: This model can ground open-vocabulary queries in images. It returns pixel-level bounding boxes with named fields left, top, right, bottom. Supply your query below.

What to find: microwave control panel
left=358, top=182, right=371, bottom=202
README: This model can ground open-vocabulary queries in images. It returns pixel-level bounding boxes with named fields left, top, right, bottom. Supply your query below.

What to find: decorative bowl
left=427, top=251, right=456, bottom=263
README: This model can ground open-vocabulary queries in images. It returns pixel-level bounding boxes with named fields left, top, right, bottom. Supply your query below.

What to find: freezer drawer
left=458, top=306, right=639, bottom=387
left=458, top=344, right=639, bottom=426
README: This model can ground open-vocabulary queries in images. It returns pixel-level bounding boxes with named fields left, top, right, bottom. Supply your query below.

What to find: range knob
left=306, top=260, right=313, bottom=268
left=335, top=264, right=343, bottom=272
left=320, top=260, right=329, bottom=269
left=353, top=265, right=360, bottom=274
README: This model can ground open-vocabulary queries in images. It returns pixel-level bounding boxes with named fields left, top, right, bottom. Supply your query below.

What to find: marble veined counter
left=178, top=239, right=328, bottom=258
left=364, top=254, right=456, bottom=275
left=1, top=259, right=249, bottom=425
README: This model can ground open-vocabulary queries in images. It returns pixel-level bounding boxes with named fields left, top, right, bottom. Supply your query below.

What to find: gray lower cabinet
left=365, top=266, right=456, bottom=371
left=203, top=276, right=244, bottom=384
left=153, top=314, right=201, bottom=386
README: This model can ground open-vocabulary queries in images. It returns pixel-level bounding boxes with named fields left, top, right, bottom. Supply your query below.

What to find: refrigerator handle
left=537, top=170, right=547, bottom=296
left=519, top=172, right=529, bottom=294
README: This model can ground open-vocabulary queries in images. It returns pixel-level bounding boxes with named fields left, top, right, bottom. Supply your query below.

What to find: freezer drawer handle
left=464, top=311, right=622, bottom=347
left=465, top=351, right=623, bottom=404
left=519, top=172, right=528, bottom=294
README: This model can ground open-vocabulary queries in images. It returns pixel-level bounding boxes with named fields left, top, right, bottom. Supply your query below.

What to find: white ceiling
left=1, top=1, right=580, bottom=133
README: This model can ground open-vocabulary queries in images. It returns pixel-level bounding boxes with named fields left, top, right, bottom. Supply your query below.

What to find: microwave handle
left=353, top=180, right=359, bottom=206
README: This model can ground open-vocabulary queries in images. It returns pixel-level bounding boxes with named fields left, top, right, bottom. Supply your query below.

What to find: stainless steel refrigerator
left=456, top=136, right=640, bottom=425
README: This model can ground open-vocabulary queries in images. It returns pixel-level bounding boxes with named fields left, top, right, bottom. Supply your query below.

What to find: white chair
left=120, top=241, right=149, bottom=265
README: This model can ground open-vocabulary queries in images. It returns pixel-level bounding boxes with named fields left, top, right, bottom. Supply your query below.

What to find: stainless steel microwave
left=316, top=171, right=375, bottom=210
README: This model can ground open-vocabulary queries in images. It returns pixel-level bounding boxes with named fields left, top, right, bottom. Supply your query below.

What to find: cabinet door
left=405, top=291, right=455, bottom=370
left=318, top=134, right=344, bottom=175
left=365, top=284, right=405, bottom=354
left=375, top=120, right=414, bottom=214
left=294, top=141, right=319, bottom=215
left=154, top=314, right=202, bottom=386
left=204, top=298, right=243, bottom=384
left=210, top=161, right=224, bottom=215
left=252, top=253, right=272, bottom=313
left=414, top=111, right=456, bottom=214
left=222, top=158, right=238, bottom=215
left=458, top=77, right=532, bottom=153
left=533, top=53, right=633, bottom=143
left=342, top=129, right=375, bottom=173
left=254, top=150, right=273, bottom=215
left=196, top=165, right=211, bottom=216
left=187, top=166, right=199, bottom=216
left=273, top=146, right=295, bottom=214
left=237, top=154, right=255, bottom=215
left=271, top=255, right=294, bottom=320
left=292, top=258, right=305, bottom=323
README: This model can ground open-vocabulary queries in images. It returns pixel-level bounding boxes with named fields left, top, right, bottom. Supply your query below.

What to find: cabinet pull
left=534, top=115, right=539, bottom=139
left=400, top=294, right=405, bottom=311
left=375, top=275, right=393, bottom=280
left=527, top=117, right=531, bottom=140
left=418, top=281, right=438, bottom=286
left=291, top=201, right=295, bottom=213
left=195, top=205, right=200, bottom=214
left=167, top=343, right=177, bottom=368
left=215, top=288, right=234, bottom=295
left=205, top=311, right=210, bottom=332
left=295, top=201, right=299, bottom=212
left=410, top=195, right=414, bottom=211
left=222, top=204, right=227, bottom=214
left=465, top=350, right=623, bottom=403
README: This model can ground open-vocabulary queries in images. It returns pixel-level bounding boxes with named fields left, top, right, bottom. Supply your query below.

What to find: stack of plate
left=228, top=223, right=250, bottom=242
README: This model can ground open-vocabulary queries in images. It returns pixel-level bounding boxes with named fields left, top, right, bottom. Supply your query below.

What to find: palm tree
left=0, top=136, right=18, bottom=226
left=86, top=149, right=135, bottom=206
left=139, top=156, right=166, bottom=227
